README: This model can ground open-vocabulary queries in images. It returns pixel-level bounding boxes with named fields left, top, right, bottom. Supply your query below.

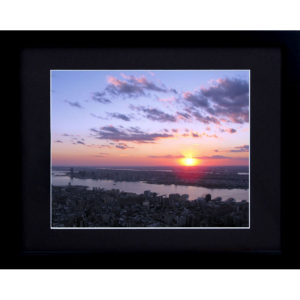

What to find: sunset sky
left=51, top=70, right=250, bottom=167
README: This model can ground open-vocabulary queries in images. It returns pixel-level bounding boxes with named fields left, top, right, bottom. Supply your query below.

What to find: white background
left=0, top=270, right=300, bottom=299
left=0, top=0, right=299, bottom=299
left=0, top=0, right=300, bottom=30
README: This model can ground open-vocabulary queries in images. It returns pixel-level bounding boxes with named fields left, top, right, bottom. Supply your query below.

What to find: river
left=51, top=172, right=249, bottom=202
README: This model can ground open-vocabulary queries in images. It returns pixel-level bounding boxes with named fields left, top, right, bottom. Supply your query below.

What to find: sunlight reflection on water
left=52, top=173, right=249, bottom=202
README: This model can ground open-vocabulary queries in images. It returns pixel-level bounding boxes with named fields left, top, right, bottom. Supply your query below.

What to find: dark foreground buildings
left=52, top=185, right=249, bottom=227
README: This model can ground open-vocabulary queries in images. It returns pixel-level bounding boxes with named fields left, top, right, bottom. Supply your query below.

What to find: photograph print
left=51, top=70, right=250, bottom=228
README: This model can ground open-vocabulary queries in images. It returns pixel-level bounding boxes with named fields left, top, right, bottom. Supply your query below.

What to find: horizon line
left=52, top=164, right=249, bottom=168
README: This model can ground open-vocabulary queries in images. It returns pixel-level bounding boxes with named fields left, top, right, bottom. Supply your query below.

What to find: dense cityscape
left=52, top=183, right=249, bottom=228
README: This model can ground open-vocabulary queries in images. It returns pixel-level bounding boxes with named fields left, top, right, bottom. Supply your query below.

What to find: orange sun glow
left=180, top=157, right=198, bottom=167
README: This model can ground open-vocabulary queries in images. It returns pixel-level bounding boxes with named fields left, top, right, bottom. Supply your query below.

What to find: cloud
left=108, top=112, right=131, bottom=121
left=91, top=74, right=177, bottom=104
left=65, top=100, right=83, bottom=109
left=201, top=78, right=249, bottom=123
left=90, top=125, right=173, bottom=143
left=91, top=112, right=132, bottom=121
left=220, top=128, right=237, bottom=134
left=106, top=76, right=144, bottom=97
left=62, top=133, right=87, bottom=145
left=196, top=155, right=232, bottom=159
left=181, top=131, right=217, bottom=138
left=214, top=145, right=249, bottom=153
left=90, top=113, right=106, bottom=120
left=55, top=140, right=63, bottom=143
left=176, top=112, right=192, bottom=121
left=202, top=133, right=218, bottom=138
left=115, top=142, right=134, bottom=150
left=202, top=78, right=248, bottom=105
left=183, top=91, right=209, bottom=108
left=229, top=145, right=249, bottom=152
left=158, top=96, right=176, bottom=102
left=127, top=126, right=145, bottom=134
left=86, top=143, right=113, bottom=149
left=182, top=78, right=249, bottom=124
left=148, top=154, right=184, bottom=159
left=130, top=105, right=177, bottom=122
left=92, top=92, right=111, bottom=104
left=63, top=133, right=83, bottom=139
left=105, top=75, right=171, bottom=98
left=192, top=111, right=220, bottom=124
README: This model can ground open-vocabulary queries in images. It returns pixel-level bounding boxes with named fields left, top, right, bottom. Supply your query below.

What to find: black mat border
left=1, top=31, right=299, bottom=269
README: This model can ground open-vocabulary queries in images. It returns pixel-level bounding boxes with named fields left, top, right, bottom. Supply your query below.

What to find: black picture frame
left=1, top=31, right=299, bottom=269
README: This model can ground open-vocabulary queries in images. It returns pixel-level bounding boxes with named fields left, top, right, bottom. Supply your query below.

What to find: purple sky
left=51, top=70, right=250, bottom=166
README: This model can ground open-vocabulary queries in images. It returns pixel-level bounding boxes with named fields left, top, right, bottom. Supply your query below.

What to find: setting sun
left=181, top=157, right=198, bottom=167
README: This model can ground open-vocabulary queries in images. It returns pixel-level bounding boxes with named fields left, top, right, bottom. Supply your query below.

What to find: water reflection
left=51, top=173, right=249, bottom=202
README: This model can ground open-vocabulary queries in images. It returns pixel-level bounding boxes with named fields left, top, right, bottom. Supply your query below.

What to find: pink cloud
left=158, top=96, right=176, bottom=103
left=219, top=127, right=237, bottom=134
left=183, top=91, right=192, bottom=99
left=107, top=76, right=123, bottom=86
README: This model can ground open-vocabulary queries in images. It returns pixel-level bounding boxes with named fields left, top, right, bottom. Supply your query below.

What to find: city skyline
left=51, top=70, right=250, bottom=167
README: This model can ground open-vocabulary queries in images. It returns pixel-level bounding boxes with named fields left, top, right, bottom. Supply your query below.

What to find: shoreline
left=53, top=176, right=249, bottom=190
left=52, top=183, right=249, bottom=202
left=58, top=167, right=249, bottom=190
